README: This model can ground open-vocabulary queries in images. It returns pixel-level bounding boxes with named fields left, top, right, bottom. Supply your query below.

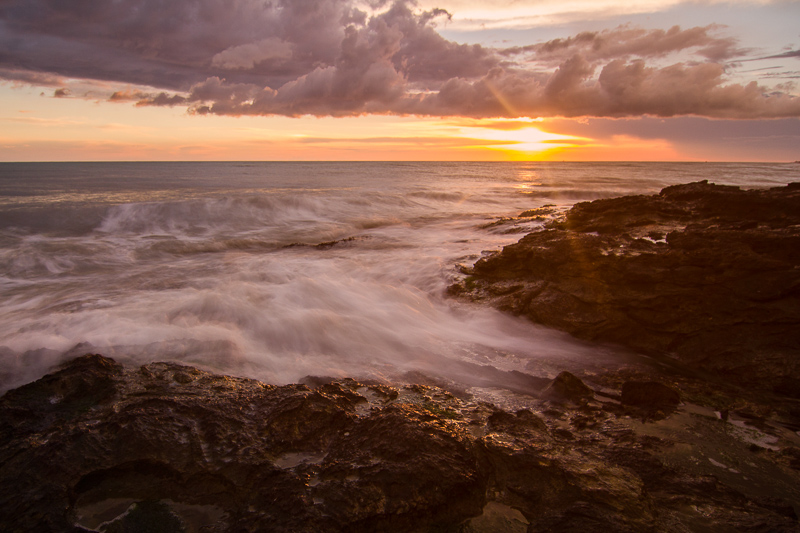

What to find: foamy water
left=1, top=162, right=797, bottom=391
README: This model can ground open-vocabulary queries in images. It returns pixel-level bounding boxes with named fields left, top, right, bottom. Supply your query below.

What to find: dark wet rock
left=2, top=355, right=799, bottom=532
left=486, top=408, right=549, bottom=439
left=621, top=381, right=681, bottom=408
left=541, top=371, right=594, bottom=403
left=452, top=181, right=800, bottom=396
left=783, top=448, right=800, bottom=471
left=0, top=355, right=482, bottom=532
left=519, top=205, right=557, bottom=218
left=479, top=435, right=656, bottom=532
left=598, top=444, right=800, bottom=532
left=284, top=236, right=366, bottom=250
left=461, top=501, right=530, bottom=533
left=553, top=428, right=575, bottom=441
left=0, top=353, right=123, bottom=444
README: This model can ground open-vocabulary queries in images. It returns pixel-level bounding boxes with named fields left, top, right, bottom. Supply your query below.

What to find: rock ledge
left=450, top=181, right=800, bottom=397
left=2, top=354, right=799, bottom=532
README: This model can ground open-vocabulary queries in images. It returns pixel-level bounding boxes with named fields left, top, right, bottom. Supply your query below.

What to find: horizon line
left=2, top=160, right=798, bottom=164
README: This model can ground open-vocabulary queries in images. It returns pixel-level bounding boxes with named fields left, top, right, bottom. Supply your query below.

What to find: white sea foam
left=1, top=162, right=797, bottom=392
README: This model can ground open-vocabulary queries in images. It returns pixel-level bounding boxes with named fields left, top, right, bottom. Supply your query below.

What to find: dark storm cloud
left=1, top=0, right=799, bottom=119
left=0, top=0, right=349, bottom=89
left=0, top=67, right=64, bottom=86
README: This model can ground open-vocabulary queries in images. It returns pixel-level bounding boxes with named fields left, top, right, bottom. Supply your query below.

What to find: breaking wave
left=1, top=161, right=796, bottom=392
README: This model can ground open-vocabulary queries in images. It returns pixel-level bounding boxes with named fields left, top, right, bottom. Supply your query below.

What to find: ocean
left=1, top=162, right=797, bottom=393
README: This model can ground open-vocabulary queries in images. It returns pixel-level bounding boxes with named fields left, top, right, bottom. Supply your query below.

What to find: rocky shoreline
left=450, top=181, right=800, bottom=399
left=2, top=354, right=800, bottom=532
left=2, top=181, right=800, bottom=532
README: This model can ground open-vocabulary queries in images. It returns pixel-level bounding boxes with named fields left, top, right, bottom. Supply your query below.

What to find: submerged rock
left=540, top=371, right=594, bottom=403
left=452, top=181, right=800, bottom=397
left=2, top=355, right=799, bottom=532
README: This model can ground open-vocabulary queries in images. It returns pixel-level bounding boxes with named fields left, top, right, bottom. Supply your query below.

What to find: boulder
left=540, top=371, right=594, bottom=403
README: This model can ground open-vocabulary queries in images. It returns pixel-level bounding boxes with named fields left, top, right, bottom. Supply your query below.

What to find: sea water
left=1, top=162, right=797, bottom=392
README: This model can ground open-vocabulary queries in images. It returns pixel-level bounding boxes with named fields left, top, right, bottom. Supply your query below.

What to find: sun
left=456, top=119, right=586, bottom=160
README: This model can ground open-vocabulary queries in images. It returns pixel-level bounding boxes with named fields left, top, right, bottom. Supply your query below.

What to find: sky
left=1, top=0, right=799, bottom=161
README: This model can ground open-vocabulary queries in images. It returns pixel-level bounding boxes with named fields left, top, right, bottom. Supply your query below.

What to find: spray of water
left=2, top=162, right=795, bottom=392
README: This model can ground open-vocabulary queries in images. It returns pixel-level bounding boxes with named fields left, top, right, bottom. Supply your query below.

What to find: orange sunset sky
left=1, top=0, right=799, bottom=162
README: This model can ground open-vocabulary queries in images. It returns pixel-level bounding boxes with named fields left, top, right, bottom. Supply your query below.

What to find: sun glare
left=458, top=120, right=586, bottom=160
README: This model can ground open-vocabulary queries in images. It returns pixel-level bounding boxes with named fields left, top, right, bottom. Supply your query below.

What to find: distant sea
left=1, top=162, right=797, bottom=392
